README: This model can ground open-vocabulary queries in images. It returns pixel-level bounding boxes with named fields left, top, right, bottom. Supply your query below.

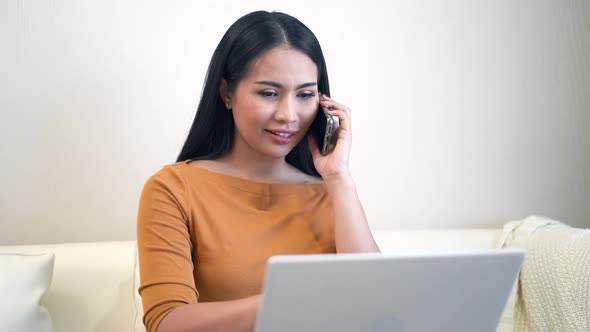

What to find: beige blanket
left=497, top=216, right=590, bottom=332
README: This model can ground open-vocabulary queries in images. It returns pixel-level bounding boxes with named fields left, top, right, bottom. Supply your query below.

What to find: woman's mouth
left=269, top=131, right=293, bottom=138
left=265, top=130, right=297, bottom=144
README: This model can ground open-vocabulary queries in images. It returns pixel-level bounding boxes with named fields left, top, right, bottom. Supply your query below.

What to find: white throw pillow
left=0, top=251, right=54, bottom=332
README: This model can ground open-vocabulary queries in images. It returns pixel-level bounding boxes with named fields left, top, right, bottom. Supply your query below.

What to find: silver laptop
left=255, top=249, right=525, bottom=332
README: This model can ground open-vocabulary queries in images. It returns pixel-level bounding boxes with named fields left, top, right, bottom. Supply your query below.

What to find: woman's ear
left=219, top=79, right=232, bottom=109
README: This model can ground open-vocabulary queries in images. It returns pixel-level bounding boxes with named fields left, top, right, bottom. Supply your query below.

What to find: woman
left=137, top=10, right=380, bottom=332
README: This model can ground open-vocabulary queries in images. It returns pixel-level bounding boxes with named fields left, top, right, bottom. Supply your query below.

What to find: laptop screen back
left=255, top=249, right=525, bottom=332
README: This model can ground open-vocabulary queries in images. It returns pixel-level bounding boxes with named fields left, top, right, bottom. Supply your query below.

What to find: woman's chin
left=259, top=144, right=297, bottom=159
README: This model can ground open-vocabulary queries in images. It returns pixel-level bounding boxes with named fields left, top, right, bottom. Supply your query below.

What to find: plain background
left=1, top=0, right=589, bottom=245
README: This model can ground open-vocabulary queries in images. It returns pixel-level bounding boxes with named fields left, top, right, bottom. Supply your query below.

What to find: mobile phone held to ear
left=311, top=93, right=338, bottom=155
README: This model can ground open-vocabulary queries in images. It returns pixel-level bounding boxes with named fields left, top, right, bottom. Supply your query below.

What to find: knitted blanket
left=497, top=216, right=590, bottom=332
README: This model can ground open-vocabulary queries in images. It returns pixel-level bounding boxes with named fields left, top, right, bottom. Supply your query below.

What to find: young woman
left=137, top=10, right=380, bottom=332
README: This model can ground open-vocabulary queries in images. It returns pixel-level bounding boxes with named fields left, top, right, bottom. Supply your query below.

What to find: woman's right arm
left=138, top=168, right=261, bottom=332
left=156, top=294, right=261, bottom=332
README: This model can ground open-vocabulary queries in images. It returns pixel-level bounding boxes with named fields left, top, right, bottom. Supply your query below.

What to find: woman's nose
left=274, top=98, right=297, bottom=123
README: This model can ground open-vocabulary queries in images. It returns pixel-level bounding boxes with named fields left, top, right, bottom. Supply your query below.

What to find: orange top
left=137, top=161, right=336, bottom=332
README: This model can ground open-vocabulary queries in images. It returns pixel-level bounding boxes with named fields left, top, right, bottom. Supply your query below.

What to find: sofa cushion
left=2, top=241, right=139, bottom=332
left=134, top=245, right=146, bottom=332
left=0, top=251, right=54, bottom=332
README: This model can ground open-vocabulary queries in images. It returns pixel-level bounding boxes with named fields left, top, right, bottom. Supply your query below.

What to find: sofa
left=0, top=229, right=512, bottom=332
left=2, top=228, right=515, bottom=332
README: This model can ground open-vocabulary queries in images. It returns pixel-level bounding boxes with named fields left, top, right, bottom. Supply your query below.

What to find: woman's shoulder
left=185, top=159, right=223, bottom=173
left=143, top=161, right=193, bottom=190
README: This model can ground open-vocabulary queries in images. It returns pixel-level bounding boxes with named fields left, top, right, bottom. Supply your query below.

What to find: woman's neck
left=218, top=153, right=289, bottom=181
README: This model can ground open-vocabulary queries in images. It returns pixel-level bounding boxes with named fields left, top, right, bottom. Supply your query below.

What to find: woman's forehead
left=245, top=47, right=318, bottom=87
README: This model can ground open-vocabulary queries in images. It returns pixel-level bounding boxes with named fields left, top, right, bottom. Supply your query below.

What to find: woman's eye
left=298, top=92, right=316, bottom=99
left=258, top=91, right=278, bottom=97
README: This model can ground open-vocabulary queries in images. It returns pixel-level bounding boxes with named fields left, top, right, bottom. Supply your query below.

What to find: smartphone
left=310, top=93, right=338, bottom=155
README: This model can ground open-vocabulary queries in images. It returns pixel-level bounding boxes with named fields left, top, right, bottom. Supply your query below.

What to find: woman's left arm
left=309, top=94, right=381, bottom=253
left=325, top=173, right=380, bottom=253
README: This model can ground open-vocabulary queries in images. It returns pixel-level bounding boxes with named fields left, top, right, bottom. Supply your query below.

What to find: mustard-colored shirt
left=137, top=161, right=336, bottom=332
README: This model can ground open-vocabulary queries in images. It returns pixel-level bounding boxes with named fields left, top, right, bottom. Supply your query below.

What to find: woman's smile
left=265, top=129, right=298, bottom=144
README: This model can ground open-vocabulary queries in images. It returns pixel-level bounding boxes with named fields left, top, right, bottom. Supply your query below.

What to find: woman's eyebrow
left=254, top=81, right=317, bottom=89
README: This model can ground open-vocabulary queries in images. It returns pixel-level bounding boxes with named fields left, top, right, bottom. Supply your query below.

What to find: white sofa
left=1, top=229, right=506, bottom=332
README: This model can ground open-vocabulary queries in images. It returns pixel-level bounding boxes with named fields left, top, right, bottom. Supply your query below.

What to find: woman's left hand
left=308, top=94, right=352, bottom=181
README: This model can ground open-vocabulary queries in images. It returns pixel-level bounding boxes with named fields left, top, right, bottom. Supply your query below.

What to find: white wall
left=1, top=0, right=589, bottom=245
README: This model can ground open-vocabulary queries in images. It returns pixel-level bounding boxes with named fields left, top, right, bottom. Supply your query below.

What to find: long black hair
left=176, top=10, right=330, bottom=177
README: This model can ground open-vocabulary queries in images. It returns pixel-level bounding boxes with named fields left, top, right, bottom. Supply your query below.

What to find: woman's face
left=224, top=46, right=319, bottom=160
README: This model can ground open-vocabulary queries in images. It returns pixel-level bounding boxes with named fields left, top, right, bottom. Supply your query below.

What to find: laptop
left=254, top=249, right=525, bottom=332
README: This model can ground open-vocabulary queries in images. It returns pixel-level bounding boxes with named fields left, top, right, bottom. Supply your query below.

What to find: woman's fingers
left=321, top=104, right=351, bottom=133
left=320, top=96, right=351, bottom=131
